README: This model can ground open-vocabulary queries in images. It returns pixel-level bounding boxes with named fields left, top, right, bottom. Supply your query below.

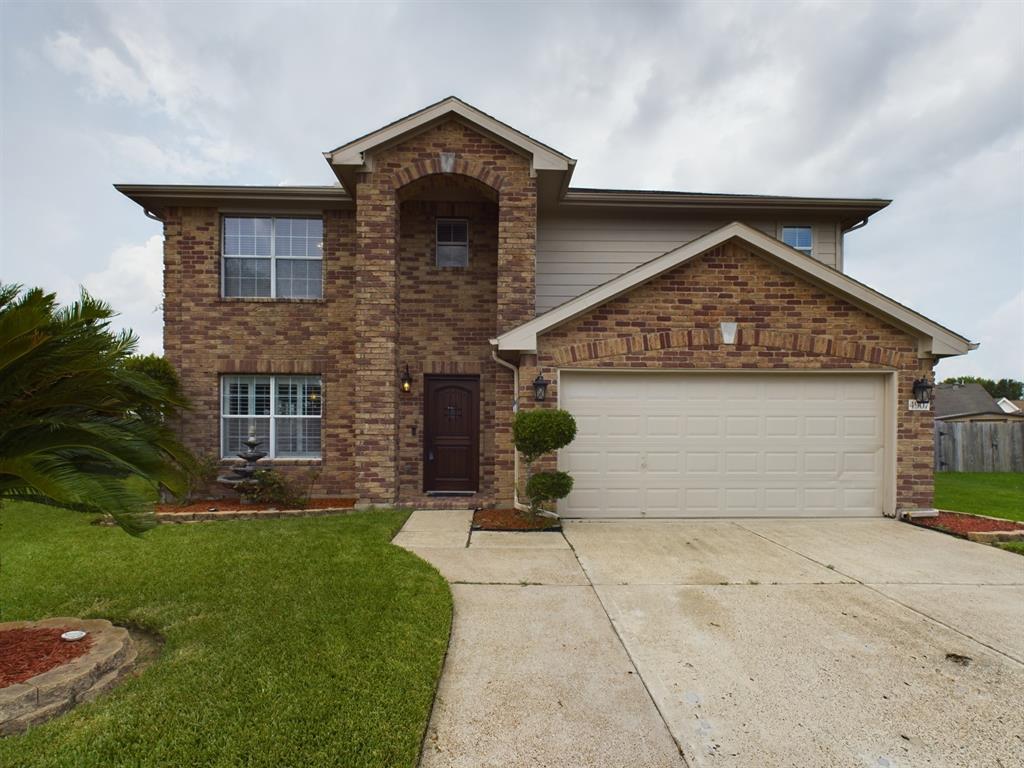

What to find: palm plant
left=0, top=284, right=189, bottom=533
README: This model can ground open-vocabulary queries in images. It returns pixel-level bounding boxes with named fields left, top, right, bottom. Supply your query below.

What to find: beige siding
left=536, top=210, right=843, bottom=313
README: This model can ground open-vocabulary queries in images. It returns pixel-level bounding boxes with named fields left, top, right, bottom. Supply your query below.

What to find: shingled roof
left=933, top=383, right=1004, bottom=419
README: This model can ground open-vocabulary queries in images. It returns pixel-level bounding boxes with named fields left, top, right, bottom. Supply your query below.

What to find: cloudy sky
left=1, top=1, right=1021, bottom=380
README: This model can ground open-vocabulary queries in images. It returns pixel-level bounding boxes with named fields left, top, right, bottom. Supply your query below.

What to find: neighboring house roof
left=934, top=383, right=1006, bottom=419
left=996, top=397, right=1022, bottom=413
left=493, top=221, right=975, bottom=358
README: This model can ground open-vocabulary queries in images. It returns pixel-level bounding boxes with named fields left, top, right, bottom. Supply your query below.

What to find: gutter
left=490, top=347, right=530, bottom=514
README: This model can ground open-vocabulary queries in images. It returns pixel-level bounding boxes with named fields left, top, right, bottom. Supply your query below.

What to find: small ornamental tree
left=512, top=408, right=577, bottom=518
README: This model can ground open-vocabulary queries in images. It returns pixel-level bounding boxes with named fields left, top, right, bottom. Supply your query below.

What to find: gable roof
left=935, top=383, right=1006, bottom=419
left=324, top=96, right=574, bottom=175
left=493, top=221, right=975, bottom=358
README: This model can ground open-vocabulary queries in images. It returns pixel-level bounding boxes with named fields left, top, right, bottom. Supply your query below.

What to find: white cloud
left=46, top=31, right=149, bottom=104
left=109, top=133, right=249, bottom=179
left=937, top=289, right=1024, bottom=381
left=76, top=236, right=164, bottom=355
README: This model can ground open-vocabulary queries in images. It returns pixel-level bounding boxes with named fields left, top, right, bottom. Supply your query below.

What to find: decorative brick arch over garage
left=549, top=327, right=915, bottom=370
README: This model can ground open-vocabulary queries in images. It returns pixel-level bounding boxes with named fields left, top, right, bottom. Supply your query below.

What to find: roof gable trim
left=324, top=97, right=573, bottom=174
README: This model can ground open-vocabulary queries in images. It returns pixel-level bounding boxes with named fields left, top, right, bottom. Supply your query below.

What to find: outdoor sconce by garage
left=912, top=377, right=934, bottom=406
left=400, top=365, right=413, bottom=393
left=532, top=372, right=550, bottom=402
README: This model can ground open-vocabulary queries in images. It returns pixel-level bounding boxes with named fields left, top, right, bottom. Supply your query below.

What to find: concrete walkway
left=394, top=510, right=686, bottom=768
left=396, top=514, right=1024, bottom=768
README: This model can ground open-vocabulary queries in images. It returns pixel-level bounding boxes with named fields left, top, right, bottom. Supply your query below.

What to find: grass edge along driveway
left=0, top=505, right=451, bottom=768
left=934, top=472, right=1024, bottom=523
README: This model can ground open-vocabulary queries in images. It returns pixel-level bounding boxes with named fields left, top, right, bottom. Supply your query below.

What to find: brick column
left=496, top=181, right=537, bottom=333
left=354, top=172, right=400, bottom=504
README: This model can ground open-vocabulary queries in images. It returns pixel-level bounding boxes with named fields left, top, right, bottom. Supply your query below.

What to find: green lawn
left=0, top=504, right=451, bottom=768
left=995, top=541, right=1024, bottom=556
left=934, top=472, right=1024, bottom=522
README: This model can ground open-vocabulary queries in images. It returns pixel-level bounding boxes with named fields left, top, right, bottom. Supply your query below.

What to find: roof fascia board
left=115, top=184, right=352, bottom=214
left=560, top=189, right=891, bottom=213
left=495, top=221, right=971, bottom=357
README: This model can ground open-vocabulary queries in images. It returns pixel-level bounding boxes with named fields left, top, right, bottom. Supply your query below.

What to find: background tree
left=941, top=376, right=1023, bottom=400
left=512, top=408, right=577, bottom=518
left=0, top=284, right=190, bottom=533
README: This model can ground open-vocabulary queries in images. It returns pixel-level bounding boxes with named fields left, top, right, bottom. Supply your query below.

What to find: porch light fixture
left=401, top=365, right=413, bottom=393
left=532, top=372, right=550, bottom=402
left=912, top=378, right=934, bottom=406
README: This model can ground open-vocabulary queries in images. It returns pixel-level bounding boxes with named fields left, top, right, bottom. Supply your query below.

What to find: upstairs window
left=221, top=375, right=322, bottom=458
left=222, top=217, right=323, bottom=298
left=436, top=218, right=469, bottom=268
left=781, top=226, right=813, bottom=256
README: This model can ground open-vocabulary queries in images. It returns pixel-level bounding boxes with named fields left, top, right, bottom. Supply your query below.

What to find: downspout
left=845, top=216, right=870, bottom=233
left=491, top=347, right=530, bottom=513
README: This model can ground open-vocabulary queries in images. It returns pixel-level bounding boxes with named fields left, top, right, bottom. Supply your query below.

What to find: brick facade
left=526, top=242, right=936, bottom=510
left=163, top=206, right=356, bottom=496
left=160, top=118, right=939, bottom=513
left=162, top=119, right=535, bottom=506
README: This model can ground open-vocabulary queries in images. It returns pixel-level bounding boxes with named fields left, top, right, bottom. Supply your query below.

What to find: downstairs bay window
left=221, top=375, right=322, bottom=459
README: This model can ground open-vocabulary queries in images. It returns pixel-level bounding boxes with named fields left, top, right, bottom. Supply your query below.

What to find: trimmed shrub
left=512, top=408, right=577, bottom=464
left=525, top=471, right=574, bottom=507
left=512, top=407, right=578, bottom=517
left=238, top=469, right=308, bottom=509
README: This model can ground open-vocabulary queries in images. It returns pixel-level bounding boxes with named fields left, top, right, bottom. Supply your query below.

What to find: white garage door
left=559, top=372, right=887, bottom=518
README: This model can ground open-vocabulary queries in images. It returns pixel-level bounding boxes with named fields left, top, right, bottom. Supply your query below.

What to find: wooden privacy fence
left=935, top=420, right=1024, bottom=472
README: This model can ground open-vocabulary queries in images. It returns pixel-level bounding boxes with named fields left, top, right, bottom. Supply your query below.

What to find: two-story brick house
left=118, top=97, right=974, bottom=518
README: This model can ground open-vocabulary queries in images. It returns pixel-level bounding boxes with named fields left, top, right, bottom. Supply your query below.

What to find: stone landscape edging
left=0, top=618, right=136, bottom=736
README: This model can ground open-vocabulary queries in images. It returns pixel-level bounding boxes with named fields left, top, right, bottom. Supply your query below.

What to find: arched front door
left=424, top=376, right=480, bottom=492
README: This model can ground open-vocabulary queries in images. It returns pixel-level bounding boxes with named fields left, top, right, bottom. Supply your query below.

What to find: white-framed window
left=220, top=375, right=322, bottom=459
left=436, top=218, right=469, bottom=268
left=222, top=217, right=324, bottom=299
left=781, top=225, right=813, bottom=256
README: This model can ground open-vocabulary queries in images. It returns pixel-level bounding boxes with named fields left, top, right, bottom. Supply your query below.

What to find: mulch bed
left=156, top=497, right=356, bottom=514
left=472, top=508, right=562, bottom=532
left=910, top=510, right=1024, bottom=538
left=0, top=627, right=94, bottom=687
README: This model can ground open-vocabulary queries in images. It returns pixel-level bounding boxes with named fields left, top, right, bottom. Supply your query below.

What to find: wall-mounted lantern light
left=401, top=365, right=413, bottom=393
left=532, top=372, right=550, bottom=402
left=912, top=378, right=934, bottom=406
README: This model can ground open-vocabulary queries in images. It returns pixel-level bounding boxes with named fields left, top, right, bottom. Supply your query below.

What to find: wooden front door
left=424, top=376, right=480, bottom=492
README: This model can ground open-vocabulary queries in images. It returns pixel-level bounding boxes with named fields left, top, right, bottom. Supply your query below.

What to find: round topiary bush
left=512, top=408, right=577, bottom=463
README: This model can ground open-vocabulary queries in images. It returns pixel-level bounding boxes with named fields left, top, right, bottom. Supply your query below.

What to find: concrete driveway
left=397, top=514, right=1024, bottom=768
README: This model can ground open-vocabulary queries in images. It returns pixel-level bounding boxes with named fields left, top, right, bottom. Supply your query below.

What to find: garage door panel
left=559, top=372, right=886, bottom=518
left=687, top=416, right=721, bottom=436
left=766, top=416, right=799, bottom=437
left=725, top=452, right=759, bottom=473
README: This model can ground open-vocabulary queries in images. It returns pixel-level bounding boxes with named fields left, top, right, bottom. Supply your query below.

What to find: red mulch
left=0, top=627, right=94, bottom=687
left=911, top=511, right=1024, bottom=537
left=156, top=497, right=356, bottom=514
left=473, top=508, right=561, bottom=531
